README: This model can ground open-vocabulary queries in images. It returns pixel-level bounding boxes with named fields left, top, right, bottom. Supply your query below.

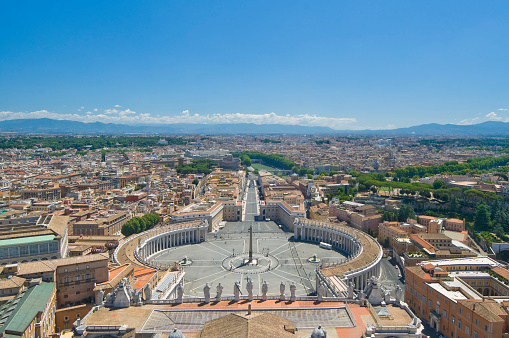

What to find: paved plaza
left=150, top=220, right=348, bottom=297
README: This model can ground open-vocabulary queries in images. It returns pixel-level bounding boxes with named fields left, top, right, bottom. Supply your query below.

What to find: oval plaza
left=116, top=174, right=383, bottom=298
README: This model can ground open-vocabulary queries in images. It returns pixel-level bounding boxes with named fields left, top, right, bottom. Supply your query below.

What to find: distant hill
left=0, top=118, right=509, bottom=136
left=0, top=118, right=336, bottom=135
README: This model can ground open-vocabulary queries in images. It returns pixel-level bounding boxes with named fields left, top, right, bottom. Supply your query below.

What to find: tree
left=449, top=195, right=460, bottom=213
left=192, top=179, right=199, bottom=185
left=398, top=204, right=415, bottom=222
left=474, top=202, right=491, bottom=231
left=493, top=223, right=505, bottom=238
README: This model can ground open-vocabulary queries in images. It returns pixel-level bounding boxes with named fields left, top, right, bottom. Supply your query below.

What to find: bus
left=319, top=242, right=332, bottom=250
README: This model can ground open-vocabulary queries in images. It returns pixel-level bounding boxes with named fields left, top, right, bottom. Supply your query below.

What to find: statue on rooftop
left=204, top=283, right=211, bottom=303
left=216, top=283, right=223, bottom=302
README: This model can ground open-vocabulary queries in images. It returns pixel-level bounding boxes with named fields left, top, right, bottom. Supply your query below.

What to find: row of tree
left=0, top=136, right=189, bottom=151
left=121, top=213, right=161, bottom=236
left=233, top=151, right=296, bottom=170
left=394, top=156, right=509, bottom=179
left=174, top=159, right=217, bottom=175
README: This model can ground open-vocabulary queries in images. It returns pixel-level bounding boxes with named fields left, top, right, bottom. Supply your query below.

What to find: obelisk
left=249, top=222, right=253, bottom=262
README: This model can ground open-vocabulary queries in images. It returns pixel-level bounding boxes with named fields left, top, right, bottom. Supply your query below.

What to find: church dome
left=311, top=325, right=326, bottom=338
left=169, top=328, right=184, bottom=338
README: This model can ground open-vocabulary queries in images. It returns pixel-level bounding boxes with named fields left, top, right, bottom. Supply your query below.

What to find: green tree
left=192, top=179, right=199, bottom=185
left=474, top=202, right=491, bottom=231
left=449, top=195, right=460, bottom=213
left=398, top=204, right=415, bottom=222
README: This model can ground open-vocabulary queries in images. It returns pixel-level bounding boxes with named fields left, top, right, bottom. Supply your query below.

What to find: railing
left=146, top=295, right=362, bottom=304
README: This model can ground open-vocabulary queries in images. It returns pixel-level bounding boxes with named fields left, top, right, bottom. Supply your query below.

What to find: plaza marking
left=272, top=242, right=303, bottom=256
left=208, top=241, right=235, bottom=254
left=198, top=245, right=231, bottom=258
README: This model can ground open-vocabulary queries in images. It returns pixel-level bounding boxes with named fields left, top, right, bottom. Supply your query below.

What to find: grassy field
left=251, top=163, right=279, bottom=171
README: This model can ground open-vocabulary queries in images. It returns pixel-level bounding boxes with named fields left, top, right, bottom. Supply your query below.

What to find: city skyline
left=1, top=1, right=509, bottom=129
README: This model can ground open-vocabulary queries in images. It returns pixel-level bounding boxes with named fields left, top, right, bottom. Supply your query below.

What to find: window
left=442, top=310, right=447, bottom=318
left=466, top=326, right=470, bottom=334
left=484, top=325, right=489, bottom=332
left=451, top=316, right=455, bottom=324
left=459, top=308, right=463, bottom=314
left=64, top=268, right=68, bottom=273
left=475, top=318, right=479, bottom=326
left=86, top=265, right=90, bottom=270
left=458, top=320, right=462, bottom=329
left=473, top=331, right=478, bottom=338
left=467, top=313, right=470, bottom=319
left=75, top=266, right=79, bottom=271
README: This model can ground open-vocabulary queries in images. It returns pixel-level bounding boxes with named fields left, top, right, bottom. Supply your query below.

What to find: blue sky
left=1, top=1, right=509, bottom=130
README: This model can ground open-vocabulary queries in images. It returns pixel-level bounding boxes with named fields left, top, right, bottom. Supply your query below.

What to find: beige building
left=73, top=211, right=129, bottom=236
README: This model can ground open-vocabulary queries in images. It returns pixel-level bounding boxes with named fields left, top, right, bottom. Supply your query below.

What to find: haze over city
left=1, top=1, right=509, bottom=130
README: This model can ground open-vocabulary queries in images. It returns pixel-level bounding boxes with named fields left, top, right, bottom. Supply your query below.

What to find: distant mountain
left=335, top=121, right=509, bottom=136
left=0, top=118, right=336, bottom=135
left=0, top=118, right=509, bottom=136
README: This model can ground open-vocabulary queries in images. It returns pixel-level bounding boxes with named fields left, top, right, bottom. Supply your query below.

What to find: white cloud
left=114, top=104, right=121, bottom=108
left=458, top=110, right=509, bottom=125
left=0, top=108, right=357, bottom=129
left=498, top=108, right=507, bottom=111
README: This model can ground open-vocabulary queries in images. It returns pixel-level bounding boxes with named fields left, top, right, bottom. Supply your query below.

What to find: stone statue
left=290, top=282, right=296, bottom=302
left=133, top=290, right=142, bottom=306
left=317, top=284, right=325, bottom=302
left=176, top=284, right=184, bottom=303
left=246, top=278, right=253, bottom=301
left=279, top=281, right=285, bottom=301
left=234, top=281, right=241, bottom=301
left=144, top=284, right=152, bottom=301
left=261, top=281, right=268, bottom=301
left=348, top=282, right=354, bottom=299
left=394, top=285, right=402, bottom=303
left=384, top=290, right=391, bottom=303
left=113, top=279, right=131, bottom=308
left=97, top=289, right=104, bottom=306
left=204, top=283, right=211, bottom=303
left=216, top=283, right=223, bottom=302
left=105, top=292, right=113, bottom=306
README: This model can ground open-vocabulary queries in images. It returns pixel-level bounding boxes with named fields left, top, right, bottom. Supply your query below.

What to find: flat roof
left=426, top=282, right=469, bottom=302
left=0, top=234, right=55, bottom=248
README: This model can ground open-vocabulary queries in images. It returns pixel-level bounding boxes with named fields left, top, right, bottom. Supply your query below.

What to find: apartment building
left=331, top=201, right=382, bottom=235
left=405, top=260, right=509, bottom=338
left=52, top=253, right=109, bottom=307
left=418, top=215, right=465, bottom=232
left=72, top=211, right=129, bottom=236
left=21, top=185, right=62, bottom=201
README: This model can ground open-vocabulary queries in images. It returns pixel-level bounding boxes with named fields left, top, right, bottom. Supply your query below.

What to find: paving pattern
left=150, top=221, right=347, bottom=297
left=149, top=179, right=347, bottom=298
left=142, top=307, right=354, bottom=331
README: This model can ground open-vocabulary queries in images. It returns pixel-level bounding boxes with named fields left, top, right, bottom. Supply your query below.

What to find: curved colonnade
left=113, top=220, right=208, bottom=269
left=293, top=218, right=383, bottom=294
